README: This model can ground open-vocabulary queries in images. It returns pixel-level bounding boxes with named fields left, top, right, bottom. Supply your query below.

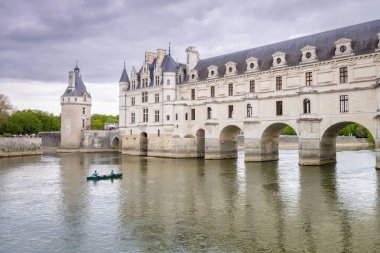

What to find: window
left=131, top=97, right=135, bottom=106
left=167, top=95, right=170, bottom=101
left=158, top=130, right=160, bottom=137
left=340, top=95, right=349, bottom=112
left=207, top=107, right=212, bottom=119
left=155, top=76, right=160, bottom=85
left=228, top=83, right=233, bottom=96
left=228, top=105, right=234, bottom=118
left=185, top=113, right=188, bottom=120
left=82, top=107, right=85, bottom=115
left=175, top=114, right=178, bottom=120
left=142, top=92, right=148, bottom=103
left=166, top=115, right=170, bottom=121
left=191, top=109, right=195, bottom=120
left=276, top=101, right=283, bottom=116
left=167, top=79, right=170, bottom=85
left=210, top=86, right=215, bottom=97
left=340, top=67, right=348, bottom=83
left=191, top=89, right=195, bottom=100
left=82, top=119, right=85, bottom=128
left=75, top=98, right=77, bottom=102
left=155, top=93, right=159, bottom=103
left=305, top=72, right=312, bottom=86
left=84, top=94, right=87, bottom=101
left=247, top=104, right=252, bottom=117
left=276, top=76, right=282, bottom=90
left=250, top=80, right=255, bottom=93
left=303, top=99, right=311, bottom=114
left=131, top=112, right=135, bottom=123
left=155, top=110, right=160, bottom=122
left=143, top=108, right=148, bottom=122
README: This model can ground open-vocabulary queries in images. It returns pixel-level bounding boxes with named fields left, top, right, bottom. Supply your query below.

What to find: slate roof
left=62, top=69, right=91, bottom=97
left=194, top=19, right=380, bottom=81
left=119, top=67, right=129, bottom=83
left=161, top=54, right=177, bottom=72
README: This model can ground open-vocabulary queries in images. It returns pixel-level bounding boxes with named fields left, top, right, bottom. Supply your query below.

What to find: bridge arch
left=259, top=122, right=298, bottom=161
left=196, top=129, right=205, bottom=158
left=320, top=121, right=375, bottom=164
left=219, top=125, right=243, bottom=159
left=140, top=132, right=148, bottom=156
left=111, top=136, right=120, bottom=149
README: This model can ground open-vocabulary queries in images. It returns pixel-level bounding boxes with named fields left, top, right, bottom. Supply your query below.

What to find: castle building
left=60, top=64, right=92, bottom=149
left=119, top=19, right=380, bottom=167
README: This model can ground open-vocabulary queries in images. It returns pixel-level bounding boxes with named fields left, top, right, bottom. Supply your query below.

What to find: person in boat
left=110, top=170, right=114, bottom=176
left=92, top=170, right=98, bottom=177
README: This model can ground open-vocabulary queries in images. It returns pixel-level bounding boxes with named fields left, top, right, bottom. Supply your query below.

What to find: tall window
left=191, top=109, right=195, bottom=120
left=191, top=89, right=195, bottom=100
left=249, top=80, right=255, bottom=93
left=167, top=95, right=170, bottom=101
left=142, top=92, right=148, bottom=103
left=143, top=108, right=148, bottom=122
left=210, top=86, right=215, bottom=97
left=247, top=104, right=252, bottom=117
left=276, top=101, right=283, bottom=116
left=303, top=99, right=311, bottom=114
left=155, top=110, right=160, bottom=122
left=82, top=119, right=85, bottom=128
left=82, top=107, right=85, bottom=115
left=340, top=67, right=348, bottom=83
left=155, top=76, right=160, bottom=85
left=276, top=76, right=282, bottom=90
left=305, top=72, right=312, bottom=86
left=175, top=114, right=178, bottom=120
left=207, top=107, right=212, bottom=119
left=185, top=113, right=188, bottom=120
left=131, top=97, right=135, bottom=106
left=340, top=95, right=349, bottom=112
left=131, top=112, right=135, bottom=123
left=132, top=80, right=136, bottom=90
left=167, top=79, right=170, bottom=85
left=166, top=115, right=170, bottom=121
left=228, top=83, right=233, bottom=96
left=228, top=105, right=233, bottom=118
left=155, top=93, right=159, bottom=103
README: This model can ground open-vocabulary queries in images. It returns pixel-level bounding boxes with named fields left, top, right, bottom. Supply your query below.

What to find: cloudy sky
left=0, top=0, right=379, bottom=115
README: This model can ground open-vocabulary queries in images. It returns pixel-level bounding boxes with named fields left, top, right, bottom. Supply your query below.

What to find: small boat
left=87, top=172, right=123, bottom=181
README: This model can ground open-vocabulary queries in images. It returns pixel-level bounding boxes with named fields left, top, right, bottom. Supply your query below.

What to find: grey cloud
left=0, top=0, right=379, bottom=85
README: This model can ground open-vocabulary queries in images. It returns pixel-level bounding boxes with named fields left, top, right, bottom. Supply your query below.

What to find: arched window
left=207, top=107, right=212, bottom=119
left=303, top=99, right=311, bottom=114
left=247, top=104, right=252, bottom=117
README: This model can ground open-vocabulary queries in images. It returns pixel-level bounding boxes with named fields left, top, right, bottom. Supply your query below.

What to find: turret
left=60, top=64, right=92, bottom=149
left=186, top=46, right=200, bottom=73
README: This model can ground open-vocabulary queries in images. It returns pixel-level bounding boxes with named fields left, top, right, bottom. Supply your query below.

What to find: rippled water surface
left=0, top=150, right=380, bottom=252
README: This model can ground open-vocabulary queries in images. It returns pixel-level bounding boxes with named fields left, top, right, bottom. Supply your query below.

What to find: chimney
left=186, top=46, right=200, bottom=72
left=156, top=48, right=166, bottom=66
left=68, top=71, right=75, bottom=88
left=146, top=51, right=156, bottom=64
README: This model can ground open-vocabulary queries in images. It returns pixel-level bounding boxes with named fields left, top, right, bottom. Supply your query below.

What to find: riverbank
left=0, top=137, right=42, bottom=157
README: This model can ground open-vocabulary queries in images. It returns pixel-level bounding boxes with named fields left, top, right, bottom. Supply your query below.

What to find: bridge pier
left=204, top=138, right=222, bottom=159
left=244, top=138, right=279, bottom=162
left=298, top=137, right=336, bottom=166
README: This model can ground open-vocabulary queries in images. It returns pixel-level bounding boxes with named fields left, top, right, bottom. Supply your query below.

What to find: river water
left=0, top=150, right=379, bottom=252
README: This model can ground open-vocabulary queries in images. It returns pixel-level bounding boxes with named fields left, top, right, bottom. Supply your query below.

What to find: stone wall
left=0, top=137, right=42, bottom=157
left=40, top=132, right=61, bottom=147
left=279, top=135, right=374, bottom=149
left=80, top=130, right=120, bottom=150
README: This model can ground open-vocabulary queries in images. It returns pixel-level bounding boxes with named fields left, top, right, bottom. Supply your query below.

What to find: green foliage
left=2, top=133, right=12, bottom=137
left=5, top=109, right=60, bottom=135
left=91, top=114, right=118, bottom=130
left=0, top=94, right=13, bottom=135
left=339, top=123, right=374, bottom=142
left=281, top=126, right=297, bottom=135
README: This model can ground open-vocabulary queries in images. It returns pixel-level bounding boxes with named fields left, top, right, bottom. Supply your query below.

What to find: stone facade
left=119, top=20, right=380, bottom=168
left=60, top=65, right=92, bottom=149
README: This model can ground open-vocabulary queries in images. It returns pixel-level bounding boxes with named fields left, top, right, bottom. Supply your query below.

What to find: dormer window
left=272, top=51, right=287, bottom=68
left=334, top=38, right=353, bottom=57
left=245, top=57, right=259, bottom=72
left=301, top=45, right=317, bottom=63
left=207, top=65, right=218, bottom=79
left=224, top=61, right=237, bottom=76
left=189, top=69, right=198, bottom=82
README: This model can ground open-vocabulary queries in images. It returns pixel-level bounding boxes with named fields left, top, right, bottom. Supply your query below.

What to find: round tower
left=60, top=64, right=92, bottom=149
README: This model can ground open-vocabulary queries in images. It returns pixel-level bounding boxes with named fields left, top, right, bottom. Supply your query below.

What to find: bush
left=2, top=133, right=12, bottom=137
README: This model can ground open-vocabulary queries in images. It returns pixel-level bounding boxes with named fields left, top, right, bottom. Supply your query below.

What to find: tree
left=6, top=110, right=43, bottom=134
left=91, top=114, right=118, bottom=130
left=0, top=94, right=13, bottom=135
left=281, top=126, right=297, bottom=135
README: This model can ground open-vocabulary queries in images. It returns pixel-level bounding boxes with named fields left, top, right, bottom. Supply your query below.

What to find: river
left=0, top=150, right=379, bottom=252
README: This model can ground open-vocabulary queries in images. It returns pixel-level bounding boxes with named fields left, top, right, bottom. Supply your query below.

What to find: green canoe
left=87, top=172, right=123, bottom=181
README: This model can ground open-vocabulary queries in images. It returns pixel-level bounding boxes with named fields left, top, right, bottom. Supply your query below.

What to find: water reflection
left=0, top=150, right=380, bottom=252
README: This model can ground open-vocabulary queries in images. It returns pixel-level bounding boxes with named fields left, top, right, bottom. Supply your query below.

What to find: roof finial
left=123, top=59, right=126, bottom=69
left=144, top=50, right=147, bottom=63
left=169, top=42, right=171, bottom=55
left=74, top=59, right=80, bottom=71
